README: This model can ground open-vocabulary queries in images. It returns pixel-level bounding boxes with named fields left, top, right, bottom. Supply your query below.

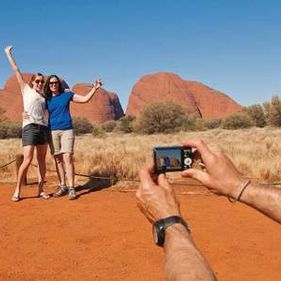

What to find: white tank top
left=22, top=84, right=48, bottom=128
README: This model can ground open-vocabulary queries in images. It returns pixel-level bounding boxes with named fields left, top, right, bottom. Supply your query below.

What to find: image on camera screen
left=155, top=148, right=182, bottom=171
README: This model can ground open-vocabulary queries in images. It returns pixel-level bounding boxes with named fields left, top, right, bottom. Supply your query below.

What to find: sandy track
left=0, top=181, right=280, bottom=281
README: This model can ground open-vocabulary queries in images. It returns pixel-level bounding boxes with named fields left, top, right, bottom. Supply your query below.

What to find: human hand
left=181, top=139, right=244, bottom=198
left=136, top=165, right=181, bottom=224
left=5, top=45, right=13, bottom=55
left=93, top=79, right=103, bottom=89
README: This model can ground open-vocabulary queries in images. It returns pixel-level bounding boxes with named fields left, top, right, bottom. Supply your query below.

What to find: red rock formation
left=0, top=73, right=32, bottom=121
left=71, top=83, right=124, bottom=124
left=126, top=72, right=241, bottom=119
left=0, top=74, right=124, bottom=124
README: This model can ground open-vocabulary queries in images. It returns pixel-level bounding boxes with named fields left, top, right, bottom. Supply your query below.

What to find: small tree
left=137, top=102, right=190, bottom=134
left=101, top=120, right=117, bottom=132
left=243, top=104, right=266, bottom=127
left=114, top=115, right=135, bottom=133
left=92, top=125, right=106, bottom=138
left=72, top=116, right=93, bottom=135
left=0, top=120, right=22, bottom=139
left=203, top=118, right=222, bottom=129
left=221, top=112, right=254, bottom=129
left=263, top=96, right=281, bottom=127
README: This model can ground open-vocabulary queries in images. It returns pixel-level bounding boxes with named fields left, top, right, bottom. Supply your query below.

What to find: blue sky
left=0, top=0, right=280, bottom=111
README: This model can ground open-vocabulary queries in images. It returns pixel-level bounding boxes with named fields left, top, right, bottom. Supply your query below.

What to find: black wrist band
left=153, top=216, right=190, bottom=247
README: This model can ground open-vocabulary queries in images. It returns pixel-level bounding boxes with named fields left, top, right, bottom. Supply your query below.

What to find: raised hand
left=93, top=79, right=103, bottom=89
left=4, top=45, right=13, bottom=55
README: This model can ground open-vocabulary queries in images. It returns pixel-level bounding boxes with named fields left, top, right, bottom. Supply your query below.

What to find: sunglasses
left=34, top=79, right=45, bottom=84
left=49, top=81, right=59, bottom=85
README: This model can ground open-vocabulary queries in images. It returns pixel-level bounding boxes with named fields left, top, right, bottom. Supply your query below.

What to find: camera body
left=153, top=146, right=193, bottom=174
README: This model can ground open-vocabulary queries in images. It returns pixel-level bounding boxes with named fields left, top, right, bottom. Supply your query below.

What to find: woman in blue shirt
left=44, top=75, right=102, bottom=199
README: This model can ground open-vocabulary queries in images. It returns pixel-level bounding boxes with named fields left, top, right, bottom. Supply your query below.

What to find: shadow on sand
left=75, top=173, right=118, bottom=198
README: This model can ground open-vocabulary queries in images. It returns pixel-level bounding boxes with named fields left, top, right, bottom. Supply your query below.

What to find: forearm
left=78, top=86, right=98, bottom=103
left=164, top=224, right=216, bottom=281
left=5, top=50, right=24, bottom=89
left=238, top=182, right=281, bottom=223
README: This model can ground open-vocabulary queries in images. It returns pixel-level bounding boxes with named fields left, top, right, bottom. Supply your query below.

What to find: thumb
left=139, top=168, right=155, bottom=190
left=182, top=168, right=209, bottom=185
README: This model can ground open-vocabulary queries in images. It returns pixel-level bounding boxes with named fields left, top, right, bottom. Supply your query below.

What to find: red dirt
left=0, top=181, right=280, bottom=281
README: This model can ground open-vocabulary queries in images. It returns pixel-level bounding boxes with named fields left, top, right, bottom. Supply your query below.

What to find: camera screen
left=154, top=147, right=182, bottom=171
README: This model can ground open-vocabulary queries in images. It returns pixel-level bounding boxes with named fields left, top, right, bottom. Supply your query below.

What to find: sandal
left=38, top=192, right=50, bottom=200
left=12, top=195, right=20, bottom=202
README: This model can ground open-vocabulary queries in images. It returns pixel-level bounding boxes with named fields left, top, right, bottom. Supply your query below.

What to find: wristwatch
left=153, top=216, right=190, bottom=247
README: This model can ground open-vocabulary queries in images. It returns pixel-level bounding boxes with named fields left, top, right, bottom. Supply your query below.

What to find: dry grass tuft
left=1, top=127, right=281, bottom=184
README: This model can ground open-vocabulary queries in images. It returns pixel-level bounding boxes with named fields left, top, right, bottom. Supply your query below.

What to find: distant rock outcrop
left=0, top=74, right=124, bottom=124
left=71, top=83, right=124, bottom=124
left=126, top=72, right=241, bottom=119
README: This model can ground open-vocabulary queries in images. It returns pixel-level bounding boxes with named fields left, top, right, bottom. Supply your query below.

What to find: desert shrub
left=0, top=120, right=22, bottom=139
left=114, top=115, right=135, bottom=133
left=182, top=115, right=205, bottom=131
left=92, top=125, right=106, bottom=138
left=204, top=118, right=222, bottom=129
left=243, top=104, right=266, bottom=127
left=73, top=117, right=93, bottom=135
left=101, top=120, right=117, bottom=132
left=263, top=96, right=281, bottom=127
left=137, top=102, right=195, bottom=134
left=221, top=112, right=255, bottom=129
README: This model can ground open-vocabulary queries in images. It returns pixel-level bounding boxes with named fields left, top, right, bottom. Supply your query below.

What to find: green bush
left=263, top=96, right=281, bottom=127
left=203, top=118, right=222, bottom=129
left=92, top=125, right=106, bottom=138
left=243, top=104, right=266, bottom=127
left=0, top=120, right=22, bottom=139
left=101, top=120, right=117, bottom=132
left=137, top=102, right=197, bottom=134
left=221, top=112, right=255, bottom=129
left=114, top=115, right=135, bottom=133
left=73, top=117, right=93, bottom=135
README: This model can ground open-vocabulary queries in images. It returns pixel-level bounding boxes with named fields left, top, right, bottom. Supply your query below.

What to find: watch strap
left=153, top=216, right=190, bottom=247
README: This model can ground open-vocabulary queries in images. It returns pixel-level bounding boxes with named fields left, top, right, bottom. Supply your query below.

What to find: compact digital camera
left=153, top=146, right=193, bottom=174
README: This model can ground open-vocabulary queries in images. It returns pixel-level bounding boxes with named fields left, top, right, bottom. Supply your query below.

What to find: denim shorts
left=22, top=124, right=50, bottom=146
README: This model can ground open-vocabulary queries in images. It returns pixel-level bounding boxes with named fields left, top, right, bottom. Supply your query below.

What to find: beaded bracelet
left=228, top=179, right=252, bottom=203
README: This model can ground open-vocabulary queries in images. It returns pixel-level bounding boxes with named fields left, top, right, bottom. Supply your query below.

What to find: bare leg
left=12, top=145, right=34, bottom=200
left=63, top=153, right=77, bottom=199
left=36, top=144, right=48, bottom=195
left=63, top=153, right=74, bottom=188
left=54, top=154, right=66, bottom=187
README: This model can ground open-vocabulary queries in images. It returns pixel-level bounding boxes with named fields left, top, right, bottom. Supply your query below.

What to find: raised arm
left=182, top=139, right=281, bottom=224
left=136, top=166, right=217, bottom=281
left=72, top=79, right=103, bottom=103
left=4, top=45, right=26, bottom=92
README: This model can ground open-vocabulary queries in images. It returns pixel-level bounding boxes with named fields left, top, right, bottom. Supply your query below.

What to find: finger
left=182, top=139, right=214, bottom=163
left=158, top=173, right=171, bottom=190
left=182, top=168, right=209, bottom=185
left=139, top=167, right=155, bottom=190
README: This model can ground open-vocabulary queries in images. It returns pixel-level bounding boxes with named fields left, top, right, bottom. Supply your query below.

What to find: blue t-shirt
left=46, top=92, right=74, bottom=130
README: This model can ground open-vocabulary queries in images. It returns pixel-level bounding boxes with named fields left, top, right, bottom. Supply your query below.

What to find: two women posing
left=5, top=45, right=102, bottom=201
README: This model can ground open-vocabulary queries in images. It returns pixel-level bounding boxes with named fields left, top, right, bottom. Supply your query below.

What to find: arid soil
left=0, top=179, right=280, bottom=281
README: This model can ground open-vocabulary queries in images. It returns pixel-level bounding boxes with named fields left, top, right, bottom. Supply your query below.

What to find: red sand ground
left=0, top=180, right=281, bottom=281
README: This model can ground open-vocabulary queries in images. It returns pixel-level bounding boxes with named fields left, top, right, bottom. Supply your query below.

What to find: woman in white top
left=5, top=46, right=50, bottom=202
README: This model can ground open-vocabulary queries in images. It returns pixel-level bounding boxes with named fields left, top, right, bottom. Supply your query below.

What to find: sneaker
left=68, top=187, right=77, bottom=200
left=53, top=185, right=68, bottom=198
